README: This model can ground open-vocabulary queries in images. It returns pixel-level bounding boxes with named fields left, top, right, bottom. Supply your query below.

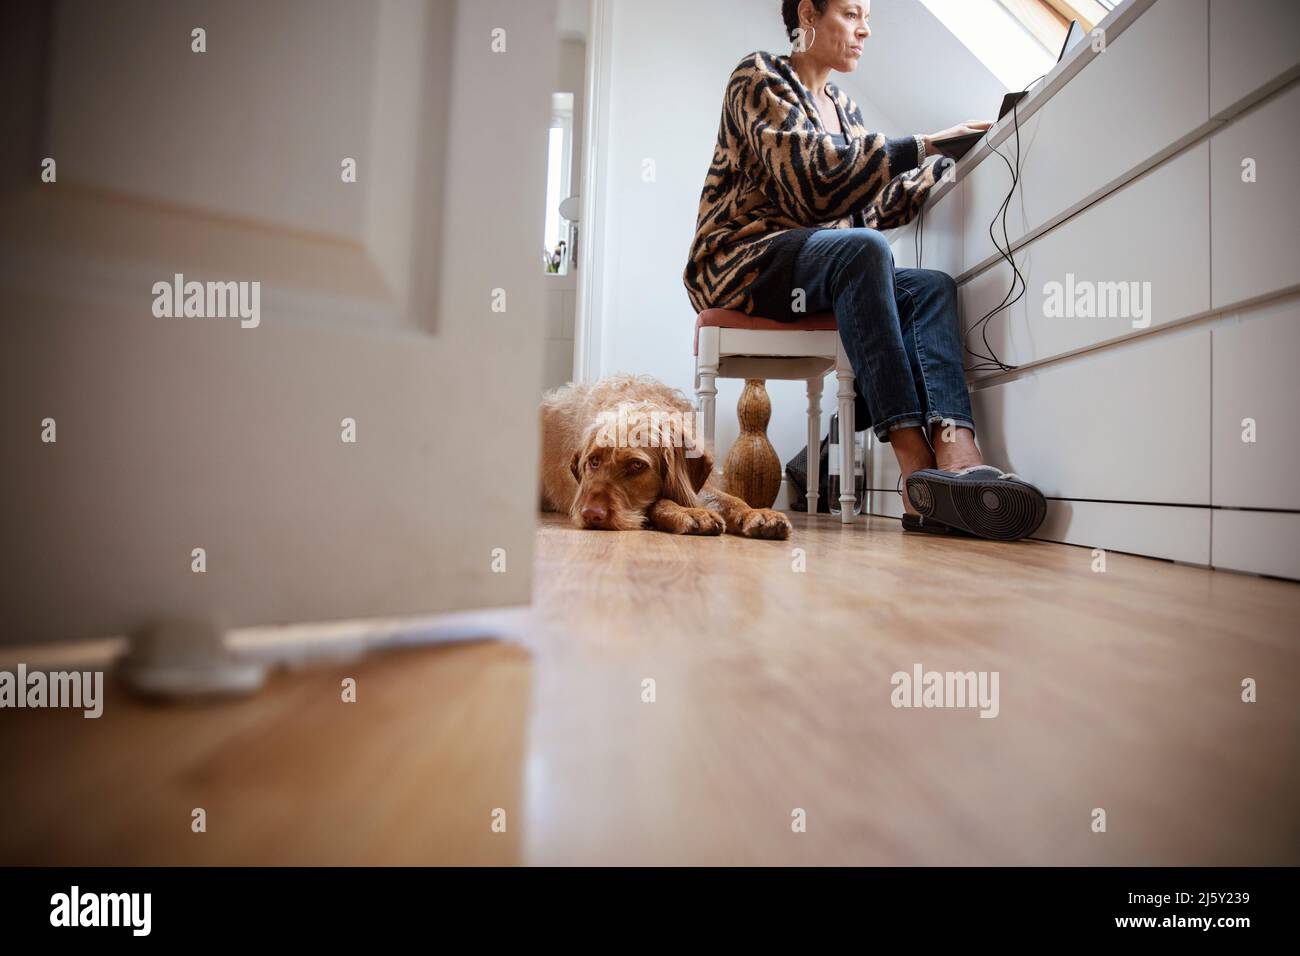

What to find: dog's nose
left=580, top=503, right=609, bottom=526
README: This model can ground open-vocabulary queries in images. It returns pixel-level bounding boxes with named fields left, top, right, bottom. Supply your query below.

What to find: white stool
left=694, top=309, right=861, bottom=523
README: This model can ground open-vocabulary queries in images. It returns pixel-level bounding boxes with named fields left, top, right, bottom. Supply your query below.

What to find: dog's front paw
left=670, top=507, right=725, bottom=535
left=738, top=508, right=792, bottom=540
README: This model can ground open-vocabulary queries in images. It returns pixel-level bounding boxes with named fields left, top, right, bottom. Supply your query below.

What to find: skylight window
left=917, top=0, right=1115, bottom=91
left=996, top=0, right=1113, bottom=52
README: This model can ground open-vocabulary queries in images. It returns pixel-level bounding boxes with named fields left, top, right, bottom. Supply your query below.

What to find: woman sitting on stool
left=681, top=0, right=1046, bottom=540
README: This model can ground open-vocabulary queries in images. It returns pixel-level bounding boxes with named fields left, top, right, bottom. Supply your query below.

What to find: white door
left=0, top=0, right=557, bottom=670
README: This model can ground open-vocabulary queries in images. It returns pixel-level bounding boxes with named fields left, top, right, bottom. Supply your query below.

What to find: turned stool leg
left=696, top=327, right=720, bottom=479
left=864, top=429, right=874, bottom=517
left=835, top=344, right=856, bottom=524
left=722, top=380, right=781, bottom=507
left=805, top=374, right=823, bottom=514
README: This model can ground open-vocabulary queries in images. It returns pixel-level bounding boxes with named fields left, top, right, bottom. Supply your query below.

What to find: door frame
left=572, top=0, right=613, bottom=382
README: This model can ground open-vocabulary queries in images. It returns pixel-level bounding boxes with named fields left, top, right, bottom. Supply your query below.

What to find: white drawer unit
left=1212, top=510, right=1300, bottom=580
left=1211, top=294, right=1300, bottom=511
left=872, top=0, right=1300, bottom=579
left=960, top=142, right=1211, bottom=375
left=1037, top=499, right=1211, bottom=565
left=1209, top=0, right=1300, bottom=118
left=969, top=329, right=1210, bottom=505
left=1209, top=80, right=1300, bottom=310
left=962, top=0, right=1210, bottom=273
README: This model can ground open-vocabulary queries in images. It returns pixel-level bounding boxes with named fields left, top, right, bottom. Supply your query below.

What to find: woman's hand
left=922, top=120, right=994, bottom=157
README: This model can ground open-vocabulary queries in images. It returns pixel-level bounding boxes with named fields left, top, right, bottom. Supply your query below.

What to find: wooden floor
left=2, top=511, right=1298, bottom=865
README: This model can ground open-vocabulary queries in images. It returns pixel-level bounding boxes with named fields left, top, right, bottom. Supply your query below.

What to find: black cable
left=914, top=193, right=925, bottom=269
left=964, top=128, right=1024, bottom=371
left=964, top=87, right=1030, bottom=370
left=961, top=71, right=1049, bottom=373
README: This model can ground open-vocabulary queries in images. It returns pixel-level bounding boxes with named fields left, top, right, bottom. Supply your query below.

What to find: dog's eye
left=587, top=457, right=599, bottom=470
left=628, top=460, right=646, bottom=473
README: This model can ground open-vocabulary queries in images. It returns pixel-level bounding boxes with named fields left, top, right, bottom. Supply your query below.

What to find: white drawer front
left=1211, top=295, right=1300, bottom=509
left=1209, top=0, right=1300, bottom=117
left=970, top=330, right=1210, bottom=504
left=1210, top=80, right=1300, bottom=310
left=1037, top=499, right=1210, bottom=565
left=1212, top=510, right=1300, bottom=580
left=963, top=0, right=1210, bottom=272
left=960, top=142, right=1210, bottom=375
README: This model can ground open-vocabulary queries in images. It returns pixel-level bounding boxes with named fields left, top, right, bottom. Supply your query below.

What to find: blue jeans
left=790, top=228, right=976, bottom=444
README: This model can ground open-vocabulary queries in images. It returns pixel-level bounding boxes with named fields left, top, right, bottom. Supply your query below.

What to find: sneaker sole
left=905, top=471, right=1047, bottom=542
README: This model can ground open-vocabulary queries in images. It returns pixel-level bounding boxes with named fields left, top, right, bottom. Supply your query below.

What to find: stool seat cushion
left=694, top=309, right=836, bottom=355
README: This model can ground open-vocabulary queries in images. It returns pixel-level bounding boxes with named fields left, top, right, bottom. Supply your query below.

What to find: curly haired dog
left=540, top=374, right=792, bottom=539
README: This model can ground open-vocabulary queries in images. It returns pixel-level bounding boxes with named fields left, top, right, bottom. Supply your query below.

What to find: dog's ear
left=685, top=445, right=714, bottom=493
left=659, top=444, right=711, bottom=507
left=570, top=449, right=582, bottom=483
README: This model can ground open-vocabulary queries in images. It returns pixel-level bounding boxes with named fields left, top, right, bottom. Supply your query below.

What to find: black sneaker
left=904, top=465, right=1047, bottom=542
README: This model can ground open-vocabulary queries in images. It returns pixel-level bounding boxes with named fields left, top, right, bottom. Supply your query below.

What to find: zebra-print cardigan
left=683, top=51, right=953, bottom=321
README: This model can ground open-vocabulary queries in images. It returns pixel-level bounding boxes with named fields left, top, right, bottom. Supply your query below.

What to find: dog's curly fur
left=540, top=373, right=792, bottom=539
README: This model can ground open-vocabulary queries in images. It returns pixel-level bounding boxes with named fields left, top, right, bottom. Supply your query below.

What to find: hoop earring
left=792, top=25, right=816, bottom=54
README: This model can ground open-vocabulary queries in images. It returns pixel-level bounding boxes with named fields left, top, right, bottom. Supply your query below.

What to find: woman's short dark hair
left=782, top=0, right=830, bottom=42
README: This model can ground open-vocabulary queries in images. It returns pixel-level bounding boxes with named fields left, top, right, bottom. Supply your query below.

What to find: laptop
left=933, top=19, right=1088, bottom=161
left=997, top=18, right=1087, bottom=119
